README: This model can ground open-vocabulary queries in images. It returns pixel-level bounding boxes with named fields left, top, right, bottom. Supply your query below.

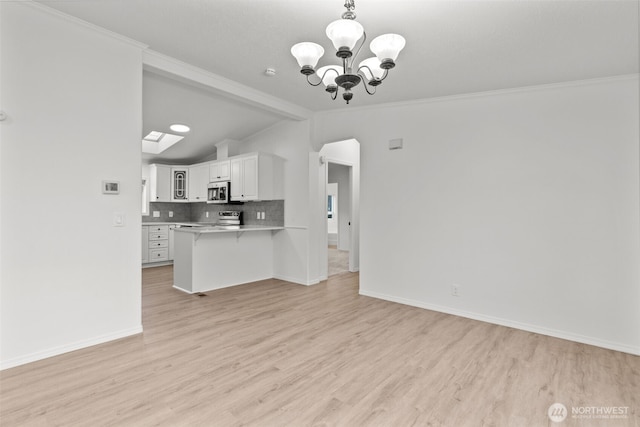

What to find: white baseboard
left=359, top=290, right=640, bottom=356
left=172, top=284, right=194, bottom=294
left=0, top=326, right=143, bottom=371
left=273, top=274, right=320, bottom=286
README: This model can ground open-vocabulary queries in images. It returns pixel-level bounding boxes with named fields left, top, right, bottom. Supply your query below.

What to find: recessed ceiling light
left=170, top=124, right=190, bottom=133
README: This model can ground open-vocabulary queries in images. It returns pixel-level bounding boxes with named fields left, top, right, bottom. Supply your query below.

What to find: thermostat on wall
left=389, top=138, right=403, bottom=150
left=102, top=181, right=120, bottom=194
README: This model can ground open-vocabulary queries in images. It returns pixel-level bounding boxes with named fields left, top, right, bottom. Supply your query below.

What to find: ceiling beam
left=143, top=50, right=312, bottom=121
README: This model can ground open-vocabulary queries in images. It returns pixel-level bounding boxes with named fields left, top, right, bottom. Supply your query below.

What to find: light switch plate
left=153, top=211, right=160, bottom=218
left=169, top=211, right=174, bottom=218
left=113, top=212, right=125, bottom=227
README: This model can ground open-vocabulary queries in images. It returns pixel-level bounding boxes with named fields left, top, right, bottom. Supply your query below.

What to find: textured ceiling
left=33, top=0, right=640, bottom=162
left=36, top=0, right=639, bottom=111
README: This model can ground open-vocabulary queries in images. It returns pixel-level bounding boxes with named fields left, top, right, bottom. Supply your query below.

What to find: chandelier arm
left=349, top=30, right=367, bottom=70
left=356, top=65, right=375, bottom=83
left=330, top=90, right=338, bottom=101
left=316, top=68, right=341, bottom=85
left=305, top=73, right=324, bottom=87
left=357, top=72, right=378, bottom=95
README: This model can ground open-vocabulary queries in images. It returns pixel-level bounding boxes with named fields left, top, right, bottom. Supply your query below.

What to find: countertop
left=143, top=222, right=206, bottom=226
left=174, top=225, right=284, bottom=234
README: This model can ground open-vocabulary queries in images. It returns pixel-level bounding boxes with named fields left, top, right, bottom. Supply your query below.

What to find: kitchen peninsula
left=173, top=225, right=283, bottom=294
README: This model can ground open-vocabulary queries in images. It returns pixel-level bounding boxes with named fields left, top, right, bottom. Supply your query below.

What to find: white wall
left=313, top=76, right=640, bottom=354
left=239, top=119, right=318, bottom=284
left=0, top=3, right=144, bottom=368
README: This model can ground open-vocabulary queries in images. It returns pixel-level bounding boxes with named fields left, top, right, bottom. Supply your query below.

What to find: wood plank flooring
left=328, top=245, right=349, bottom=276
left=1, top=266, right=638, bottom=426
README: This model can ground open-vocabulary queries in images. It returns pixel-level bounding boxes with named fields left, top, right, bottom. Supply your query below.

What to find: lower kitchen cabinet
left=144, top=224, right=170, bottom=264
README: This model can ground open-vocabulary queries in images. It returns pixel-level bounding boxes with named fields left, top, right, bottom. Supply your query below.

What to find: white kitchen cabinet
left=149, top=164, right=171, bottom=202
left=230, top=153, right=282, bottom=202
left=148, top=224, right=169, bottom=262
left=188, top=164, right=209, bottom=202
left=209, top=160, right=230, bottom=182
left=141, top=226, right=149, bottom=263
left=171, top=167, right=189, bottom=202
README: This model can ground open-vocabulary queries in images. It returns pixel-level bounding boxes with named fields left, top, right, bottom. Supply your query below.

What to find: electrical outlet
left=206, top=212, right=209, bottom=218
left=153, top=211, right=160, bottom=218
left=261, top=212, right=266, bottom=220
left=451, top=284, right=460, bottom=297
left=257, top=212, right=261, bottom=220
left=169, top=211, right=173, bottom=218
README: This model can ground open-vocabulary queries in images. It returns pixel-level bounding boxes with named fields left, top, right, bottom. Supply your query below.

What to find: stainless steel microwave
left=207, top=181, right=230, bottom=204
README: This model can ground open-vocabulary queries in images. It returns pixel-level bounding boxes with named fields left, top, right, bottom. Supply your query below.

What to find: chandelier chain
left=344, top=0, right=355, bottom=12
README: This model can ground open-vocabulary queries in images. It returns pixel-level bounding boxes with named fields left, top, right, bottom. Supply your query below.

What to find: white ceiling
left=35, top=0, right=639, bottom=161
left=142, top=71, right=285, bottom=163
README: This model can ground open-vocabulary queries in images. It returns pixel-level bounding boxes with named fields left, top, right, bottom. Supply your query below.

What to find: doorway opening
left=327, top=164, right=350, bottom=276
left=319, top=139, right=360, bottom=279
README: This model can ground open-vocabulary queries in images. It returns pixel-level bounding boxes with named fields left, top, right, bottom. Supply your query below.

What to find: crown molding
left=18, top=1, right=148, bottom=50
left=317, top=73, right=640, bottom=116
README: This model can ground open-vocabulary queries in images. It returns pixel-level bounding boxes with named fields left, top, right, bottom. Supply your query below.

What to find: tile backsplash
left=144, top=200, right=284, bottom=227
left=144, top=202, right=191, bottom=223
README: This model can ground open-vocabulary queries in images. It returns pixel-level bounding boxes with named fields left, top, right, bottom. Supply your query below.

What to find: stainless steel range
left=217, top=211, right=242, bottom=229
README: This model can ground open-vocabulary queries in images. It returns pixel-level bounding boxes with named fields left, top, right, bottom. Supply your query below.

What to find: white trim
left=142, top=261, right=173, bottom=268
left=21, top=1, right=148, bottom=50
left=0, top=326, right=143, bottom=371
left=317, top=74, right=640, bottom=115
left=359, top=290, right=640, bottom=356
left=142, top=50, right=312, bottom=121
left=172, top=285, right=194, bottom=294
left=273, top=274, right=320, bottom=286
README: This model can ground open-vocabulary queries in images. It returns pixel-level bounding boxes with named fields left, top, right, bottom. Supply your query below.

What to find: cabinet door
left=217, top=160, right=230, bottom=181
left=210, top=160, right=231, bottom=182
left=150, top=164, right=171, bottom=202
left=241, top=156, right=259, bottom=200
left=189, top=164, right=209, bottom=202
left=141, top=226, right=149, bottom=263
left=171, top=168, right=189, bottom=202
left=230, top=158, right=243, bottom=200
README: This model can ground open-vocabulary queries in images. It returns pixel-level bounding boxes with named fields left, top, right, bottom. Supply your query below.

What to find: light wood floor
left=1, top=266, right=638, bottom=426
left=328, top=245, right=349, bottom=276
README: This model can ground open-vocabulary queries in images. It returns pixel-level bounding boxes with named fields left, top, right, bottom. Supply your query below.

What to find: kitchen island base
left=173, top=227, right=282, bottom=294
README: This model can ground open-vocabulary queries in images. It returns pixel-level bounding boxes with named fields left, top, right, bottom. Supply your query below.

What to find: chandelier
left=290, top=0, right=405, bottom=104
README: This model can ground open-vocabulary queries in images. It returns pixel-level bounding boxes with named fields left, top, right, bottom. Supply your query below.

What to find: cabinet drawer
left=149, top=232, right=168, bottom=241
left=148, top=225, right=169, bottom=233
left=149, top=248, right=168, bottom=261
left=149, top=240, right=168, bottom=249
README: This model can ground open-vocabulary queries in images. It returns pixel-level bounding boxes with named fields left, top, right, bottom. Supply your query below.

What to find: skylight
left=142, top=131, right=184, bottom=154
left=143, top=131, right=165, bottom=142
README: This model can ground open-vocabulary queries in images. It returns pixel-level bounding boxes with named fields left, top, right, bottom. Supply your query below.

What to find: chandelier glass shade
left=290, top=0, right=405, bottom=104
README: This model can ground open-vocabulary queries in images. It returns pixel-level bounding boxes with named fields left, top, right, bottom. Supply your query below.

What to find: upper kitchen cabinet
left=171, top=167, right=189, bottom=202
left=188, top=163, right=209, bottom=202
left=209, top=160, right=230, bottom=182
left=230, top=153, right=283, bottom=202
left=149, top=164, right=171, bottom=202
